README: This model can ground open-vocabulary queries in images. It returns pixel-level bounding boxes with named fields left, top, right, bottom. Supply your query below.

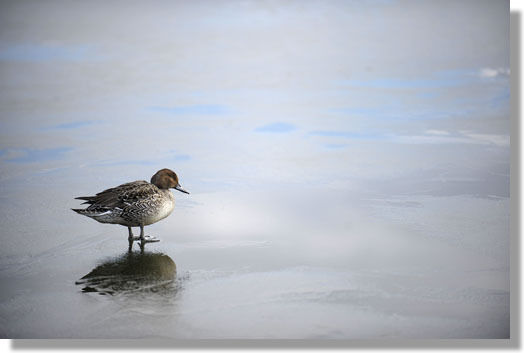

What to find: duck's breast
left=143, top=189, right=175, bottom=225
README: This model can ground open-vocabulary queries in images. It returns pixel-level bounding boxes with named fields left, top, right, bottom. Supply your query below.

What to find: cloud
left=254, top=122, right=296, bottom=133
left=479, top=67, right=510, bottom=78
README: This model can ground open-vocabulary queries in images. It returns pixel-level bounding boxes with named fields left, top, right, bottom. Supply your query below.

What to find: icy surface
left=0, top=185, right=510, bottom=338
left=0, top=0, right=509, bottom=339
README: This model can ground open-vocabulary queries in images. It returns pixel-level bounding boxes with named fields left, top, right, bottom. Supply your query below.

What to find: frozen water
left=0, top=0, right=509, bottom=339
left=0, top=183, right=510, bottom=338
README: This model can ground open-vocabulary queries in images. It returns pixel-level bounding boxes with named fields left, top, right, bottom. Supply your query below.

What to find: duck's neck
left=159, top=188, right=174, bottom=201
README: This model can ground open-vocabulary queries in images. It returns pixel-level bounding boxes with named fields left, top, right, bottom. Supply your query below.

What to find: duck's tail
left=75, top=196, right=95, bottom=205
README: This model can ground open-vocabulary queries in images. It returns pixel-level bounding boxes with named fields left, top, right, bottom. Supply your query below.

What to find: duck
left=72, top=168, right=189, bottom=244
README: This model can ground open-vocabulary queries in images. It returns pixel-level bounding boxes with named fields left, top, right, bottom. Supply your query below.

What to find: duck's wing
left=77, top=180, right=159, bottom=210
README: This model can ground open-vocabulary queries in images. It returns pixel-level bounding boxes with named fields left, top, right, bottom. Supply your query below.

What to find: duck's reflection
left=76, top=251, right=176, bottom=296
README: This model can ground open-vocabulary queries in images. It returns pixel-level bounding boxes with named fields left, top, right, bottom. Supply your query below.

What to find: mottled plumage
left=73, top=168, right=189, bottom=245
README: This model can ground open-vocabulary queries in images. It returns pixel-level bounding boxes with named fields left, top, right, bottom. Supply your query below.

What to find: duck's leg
left=128, top=227, right=134, bottom=240
left=127, top=227, right=136, bottom=252
left=128, top=227, right=140, bottom=241
left=127, top=227, right=136, bottom=251
left=138, top=225, right=160, bottom=244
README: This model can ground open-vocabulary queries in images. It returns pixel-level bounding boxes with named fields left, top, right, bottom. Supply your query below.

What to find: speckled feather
left=77, top=180, right=155, bottom=209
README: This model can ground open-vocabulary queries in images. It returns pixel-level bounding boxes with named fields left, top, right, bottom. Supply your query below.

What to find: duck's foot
left=138, top=235, right=160, bottom=245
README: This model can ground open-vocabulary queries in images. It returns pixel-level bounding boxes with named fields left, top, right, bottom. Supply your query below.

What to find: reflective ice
left=0, top=0, right=510, bottom=339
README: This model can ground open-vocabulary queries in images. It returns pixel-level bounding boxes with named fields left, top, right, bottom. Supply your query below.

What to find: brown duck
left=73, top=168, right=189, bottom=244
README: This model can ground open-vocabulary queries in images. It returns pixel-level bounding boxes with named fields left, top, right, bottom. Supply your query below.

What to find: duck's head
left=151, top=168, right=189, bottom=194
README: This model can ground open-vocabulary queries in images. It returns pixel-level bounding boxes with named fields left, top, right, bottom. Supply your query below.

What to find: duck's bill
left=174, top=185, right=190, bottom=194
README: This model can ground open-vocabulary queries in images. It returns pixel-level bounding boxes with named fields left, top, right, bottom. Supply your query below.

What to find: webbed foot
left=138, top=235, right=160, bottom=246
